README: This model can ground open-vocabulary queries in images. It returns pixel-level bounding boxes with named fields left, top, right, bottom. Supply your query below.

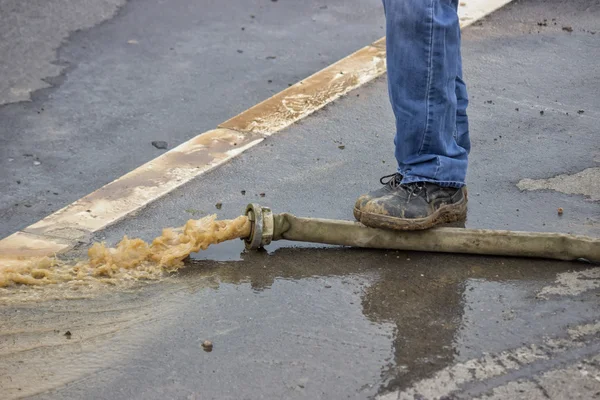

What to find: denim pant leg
left=454, top=0, right=471, bottom=154
left=383, top=0, right=469, bottom=188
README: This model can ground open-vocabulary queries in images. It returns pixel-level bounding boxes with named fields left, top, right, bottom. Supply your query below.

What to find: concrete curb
left=0, top=0, right=514, bottom=261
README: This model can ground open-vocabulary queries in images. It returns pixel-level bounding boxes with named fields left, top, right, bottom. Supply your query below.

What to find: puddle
left=1, top=247, right=592, bottom=399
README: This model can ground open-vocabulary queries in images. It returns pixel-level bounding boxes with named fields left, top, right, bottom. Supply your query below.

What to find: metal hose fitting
left=244, top=203, right=274, bottom=250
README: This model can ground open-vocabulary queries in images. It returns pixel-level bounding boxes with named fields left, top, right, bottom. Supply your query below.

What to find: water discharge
left=0, top=215, right=251, bottom=288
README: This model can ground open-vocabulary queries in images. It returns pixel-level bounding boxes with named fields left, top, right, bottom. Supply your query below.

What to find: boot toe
left=353, top=194, right=372, bottom=221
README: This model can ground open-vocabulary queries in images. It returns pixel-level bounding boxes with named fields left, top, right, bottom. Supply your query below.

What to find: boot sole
left=358, top=198, right=468, bottom=231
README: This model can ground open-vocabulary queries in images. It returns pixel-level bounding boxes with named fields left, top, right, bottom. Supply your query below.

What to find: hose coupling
left=244, top=203, right=274, bottom=250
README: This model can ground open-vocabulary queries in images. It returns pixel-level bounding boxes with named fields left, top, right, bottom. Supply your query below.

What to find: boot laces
left=402, top=182, right=430, bottom=202
left=379, top=173, right=402, bottom=188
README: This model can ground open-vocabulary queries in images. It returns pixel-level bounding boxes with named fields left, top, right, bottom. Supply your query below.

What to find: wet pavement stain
left=2, top=245, right=595, bottom=399
left=517, top=167, right=600, bottom=201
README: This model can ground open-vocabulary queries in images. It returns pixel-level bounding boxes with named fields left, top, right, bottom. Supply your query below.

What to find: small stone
left=266, top=56, right=276, bottom=60
left=215, top=202, right=222, bottom=210
left=259, top=193, right=266, bottom=197
left=324, top=285, right=332, bottom=289
left=241, top=190, right=246, bottom=195
left=540, top=110, right=544, bottom=115
left=151, top=141, right=168, bottom=149
left=16, top=180, right=20, bottom=184
left=267, top=79, right=272, bottom=83
left=562, top=26, right=573, bottom=32
left=202, top=340, right=213, bottom=352
left=577, top=110, right=585, bottom=114
left=338, top=145, right=345, bottom=150
left=64, top=331, right=72, bottom=339
left=241, top=27, right=245, bottom=30
left=558, top=207, right=564, bottom=215
left=237, top=49, right=243, bottom=53
left=515, top=108, right=519, bottom=111
left=33, top=161, right=41, bottom=166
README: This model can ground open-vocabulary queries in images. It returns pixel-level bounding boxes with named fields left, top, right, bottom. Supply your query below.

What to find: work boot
left=359, top=182, right=468, bottom=230
left=353, top=173, right=403, bottom=221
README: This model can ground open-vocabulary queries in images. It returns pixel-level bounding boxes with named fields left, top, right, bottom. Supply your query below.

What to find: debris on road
left=558, top=207, right=564, bottom=215
left=215, top=202, right=222, bottom=209
left=151, top=141, right=168, bottom=149
left=202, top=340, right=213, bottom=352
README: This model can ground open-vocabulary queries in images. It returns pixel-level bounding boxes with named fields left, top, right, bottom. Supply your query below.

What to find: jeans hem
left=399, top=175, right=466, bottom=188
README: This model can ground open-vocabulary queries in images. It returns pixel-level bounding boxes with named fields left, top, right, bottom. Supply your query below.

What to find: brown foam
left=0, top=215, right=251, bottom=288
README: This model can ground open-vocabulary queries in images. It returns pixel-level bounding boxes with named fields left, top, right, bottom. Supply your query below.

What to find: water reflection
left=183, top=246, right=578, bottom=395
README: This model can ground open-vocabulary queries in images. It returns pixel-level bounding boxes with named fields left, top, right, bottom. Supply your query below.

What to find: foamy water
left=0, top=215, right=251, bottom=289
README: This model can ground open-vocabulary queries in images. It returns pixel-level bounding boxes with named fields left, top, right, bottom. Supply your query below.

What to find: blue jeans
left=384, top=0, right=470, bottom=188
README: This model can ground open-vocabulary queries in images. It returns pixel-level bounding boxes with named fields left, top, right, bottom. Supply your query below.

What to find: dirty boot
left=359, top=182, right=468, bottom=230
left=353, top=173, right=403, bottom=221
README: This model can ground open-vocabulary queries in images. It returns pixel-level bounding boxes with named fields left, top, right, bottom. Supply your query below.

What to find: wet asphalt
left=1, top=0, right=599, bottom=399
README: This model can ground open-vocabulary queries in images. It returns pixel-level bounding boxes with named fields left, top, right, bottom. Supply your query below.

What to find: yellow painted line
left=0, top=0, right=514, bottom=260
left=0, top=232, right=71, bottom=271
left=220, top=43, right=386, bottom=135
left=23, top=128, right=263, bottom=242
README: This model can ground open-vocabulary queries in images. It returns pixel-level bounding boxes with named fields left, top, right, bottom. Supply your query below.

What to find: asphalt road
left=0, top=0, right=385, bottom=239
left=1, top=0, right=599, bottom=399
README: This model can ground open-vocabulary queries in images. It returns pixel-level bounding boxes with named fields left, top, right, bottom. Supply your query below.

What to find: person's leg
left=388, top=0, right=467, bottom=185
left=355, top=0, right=469, bottom=230
left=453, top=0, right=471, bottom=154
